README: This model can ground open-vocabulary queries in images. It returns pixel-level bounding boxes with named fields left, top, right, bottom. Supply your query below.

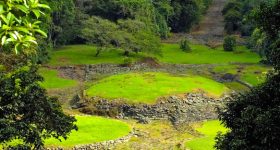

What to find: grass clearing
left=158, top=44, right=261, bottom=64
left=213, top=65, right=271, bottom=86
left=185, top=120, right=228, bottom=150
left=48, top=44, right=261, bottom=66
left=0, top=116, right=131, bottom=149
left=39, top=68, right=78, bottom=89
left=115, top=120, right=194, bottom=149
left=45, top=116, right=131, bottom=148
left=49, top=45, right=143, bottom=66
left=86, top=72, right=229, bottom=104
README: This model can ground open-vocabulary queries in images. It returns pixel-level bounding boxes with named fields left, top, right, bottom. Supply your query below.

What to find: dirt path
left=163, top=0, right=227, bottom=45
left=190, top=0, right=227, bottom=43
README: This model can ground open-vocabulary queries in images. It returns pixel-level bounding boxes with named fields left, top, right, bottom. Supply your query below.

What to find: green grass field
left=49, top=45, right=143, bottom=66
left=213, top=65, right=271, bottom=86
left=0, top=116, right=131, bottom=149
left=48, top=44, right=261, bottom=66
left=39, top=68, right=78, bottom=89
left=86, top=72, right=229, bottom=104
left=185, top=120, right=228, bottom=150
left=158, top=44, right=261, bottom=64
left=45, top=116, right=131, bottom=148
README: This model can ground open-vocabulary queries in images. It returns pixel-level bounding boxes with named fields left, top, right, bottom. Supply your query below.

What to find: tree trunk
left=95, top=47, right=101, bottom=57
left=123, top=50, right=129, bottom=57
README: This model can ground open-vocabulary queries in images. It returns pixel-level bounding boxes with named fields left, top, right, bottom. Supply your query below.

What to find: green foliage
left=80, top=16, right=118, bottom=57
left=215, top=74, right=280, bottom=150
left=45, top=116, right=131, bottom=148
left=43, top=0, right=76, bottom=47
left=186, top=120, right=227, bottom=150
left=0, top=0, right=49, bottom=54
left=0, top=65, right=77, bottom=149
left=216, top=1, right=280, bottom=149
left=86, top=72, right=229, bottom=104
left=222, top=0, right=262, bottom=35
left=222, top=1, right=242, bottom=15
left=180, top=39, right=191, bottom=52
left=169, top=0, right=200, bottom=32
left=254, top=0, right=280, bottom=71
left=80, top=16, right=161, bottom=57
left=224, top=9, right=242, bottom=34
left=223, top=36, right=236, bottom=52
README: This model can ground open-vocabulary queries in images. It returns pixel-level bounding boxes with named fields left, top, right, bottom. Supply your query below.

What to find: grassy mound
left=48, top=44, right=261, bottom=66
left=45, top=116, right=131, bottom=148
left=39, top=68, right=78, bottom=89
left=185, top=120, right=228, bottom=150
left=86, top=72, right=229, bottom=104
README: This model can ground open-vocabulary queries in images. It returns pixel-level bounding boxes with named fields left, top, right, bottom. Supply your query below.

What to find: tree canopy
left=216, top=1, right=280, bottom=149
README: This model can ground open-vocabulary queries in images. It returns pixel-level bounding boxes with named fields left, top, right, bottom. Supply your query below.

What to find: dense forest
left=1, top=0, right=280, bottom=149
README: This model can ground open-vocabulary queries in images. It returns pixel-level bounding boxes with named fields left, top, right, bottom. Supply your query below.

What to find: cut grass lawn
left=86, top=72, right=229, bottom=104
left=48, top=44, right=261, bottom=66
left=39, top=68, right=78, bottom=89
left=0, top=116, right=131, bottom=149
left=45, top=116, right=131, bottom=148
left=213, top=65, right=271, bottom=86
left=49, top=45, right=143, bottom=66
left=157, top=44, right=261, bottom=64
left=185, top=120, right=228, bottom=150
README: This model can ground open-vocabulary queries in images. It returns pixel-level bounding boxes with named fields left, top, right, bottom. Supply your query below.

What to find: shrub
left=223, top=36, right=236, bottom=51
left=215, top=73, right=280, bottom=149
left=180, top=39, right=192, bottom=52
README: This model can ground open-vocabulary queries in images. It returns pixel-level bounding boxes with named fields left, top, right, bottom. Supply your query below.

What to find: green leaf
left=16, top=5, right=29, bottom=14
left=0, top=15, right=8, bottom=24
left=37, top=4, right=50, bottom=9
left=14, top=27, right=30, bottom=34
left=32, top=9, right=40, bottom=18
left=1, top=36, right=6, bottom=45
left=34, top=29, right=47, bottom=37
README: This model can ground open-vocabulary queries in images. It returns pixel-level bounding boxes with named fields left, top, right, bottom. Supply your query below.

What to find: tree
left=223, top=36, right=236, bottom=51
left=253, top=0, right=280, bottom=70
left=80, top=17, right=162, bottom=57
left=0, top=65, right=77, bottom=149
left=117, top=19, right=161, bottom=56
left=169, top=0, right=201, bottom=32
left=216, top=1, right=280, bottom=149
left=80, top=16, right=118, bottom=57
left=44, top=0, right=76, bottom=47
left=224, top=9, right=242, bottom=34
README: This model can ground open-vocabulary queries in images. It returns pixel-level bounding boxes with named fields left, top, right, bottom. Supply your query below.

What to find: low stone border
left=73, top=130, right=135, bottom=150
left=78, top=93, right=234, bottom=126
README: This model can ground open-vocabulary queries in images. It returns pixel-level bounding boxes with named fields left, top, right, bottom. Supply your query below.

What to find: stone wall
left=57, top=63, right=218, bottom=81
left=73, top=131, right=135, bottom=150
left=77, top=93, right=233, bottom=126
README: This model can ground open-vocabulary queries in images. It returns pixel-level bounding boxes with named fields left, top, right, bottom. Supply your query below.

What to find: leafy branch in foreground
left=0, top=0, right=49, bottom=54
left=0, top=65, right=77, bottom=149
